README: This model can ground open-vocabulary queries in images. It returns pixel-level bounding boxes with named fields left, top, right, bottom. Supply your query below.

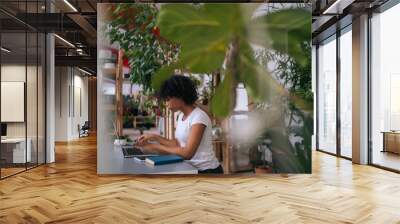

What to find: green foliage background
left=154, top=4, right=311, bottom=117
left=106, top=3, right=177, bottom=93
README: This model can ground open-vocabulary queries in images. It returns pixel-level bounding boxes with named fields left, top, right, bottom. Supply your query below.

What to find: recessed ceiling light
left=78, top=67, right=93, bottom=76
left=322, top=0, right=354, bottom=15
left=1, top=47, right=11, bottom=53
left=63, top=0, right=78, bottom=12
left=54, top=34, right=75, bottom=48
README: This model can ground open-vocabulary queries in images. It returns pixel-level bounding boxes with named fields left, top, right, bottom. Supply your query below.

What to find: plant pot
left=212, top=127, right=223, bottom=140
left=132, top=108, right=139, bottom=116
left=114, top=139, right=127, bottom=146
left=254, top=167, right=273, bottom=174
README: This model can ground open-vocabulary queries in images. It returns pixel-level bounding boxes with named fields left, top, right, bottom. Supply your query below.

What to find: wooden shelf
left=102, top=67, right=116, bottom=78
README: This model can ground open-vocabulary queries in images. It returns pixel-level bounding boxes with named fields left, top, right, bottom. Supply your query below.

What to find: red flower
left=123, top=58, right=129, bottom=67
left=152, top=26, right=160, bottom=37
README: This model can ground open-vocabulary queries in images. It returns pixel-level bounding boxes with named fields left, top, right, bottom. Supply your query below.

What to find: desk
left=1, top=138, right=31, bottom=164
left=97, top=145, right=198, bottom=175
left=382, top=131, right=400, bottom=154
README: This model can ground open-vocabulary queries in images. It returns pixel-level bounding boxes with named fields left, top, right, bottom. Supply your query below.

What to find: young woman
left=136, top=75, right=223, bottom=174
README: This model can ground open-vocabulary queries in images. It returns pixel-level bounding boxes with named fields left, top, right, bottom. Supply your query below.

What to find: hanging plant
left=106, top=3, right=178, bottom=93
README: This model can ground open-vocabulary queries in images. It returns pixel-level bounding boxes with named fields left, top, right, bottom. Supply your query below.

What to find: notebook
left=145, top=155, right=183, bottom=166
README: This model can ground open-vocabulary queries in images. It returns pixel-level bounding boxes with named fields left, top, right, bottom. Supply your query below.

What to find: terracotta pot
left=254, top=167, right=273, bottom=174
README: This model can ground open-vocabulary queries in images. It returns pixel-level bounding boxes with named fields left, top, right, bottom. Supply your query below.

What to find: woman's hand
left=141, top=143, right=161, bottom=153
left=136, top=133, right=156, bottom=146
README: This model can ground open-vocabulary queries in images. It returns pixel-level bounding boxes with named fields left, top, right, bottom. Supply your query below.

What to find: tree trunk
left=115, top=49, right=124, bottom=137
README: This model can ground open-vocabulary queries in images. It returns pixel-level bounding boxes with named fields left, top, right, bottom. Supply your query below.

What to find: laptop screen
left=1, top=123, right=6, bottom=137
left=121, top=146, right=158, bottom=158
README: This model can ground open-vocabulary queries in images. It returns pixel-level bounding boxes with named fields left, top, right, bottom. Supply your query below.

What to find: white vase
left=103, top=62, right=116, bottom=69
left=114, top=139, right=126, bottom=146
left=99, top=49, right=112, bottom=59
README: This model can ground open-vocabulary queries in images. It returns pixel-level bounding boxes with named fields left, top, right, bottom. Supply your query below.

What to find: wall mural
left=97, top=3, right=313, bottom=175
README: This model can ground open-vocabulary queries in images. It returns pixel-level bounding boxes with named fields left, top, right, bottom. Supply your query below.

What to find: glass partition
left=339, top=26, right=352, bottom=158
left=0, top=1, right=46, bottom=179
left=1, top=31, right=28, bottom=177
left=317, top=35, right=337, bottom=154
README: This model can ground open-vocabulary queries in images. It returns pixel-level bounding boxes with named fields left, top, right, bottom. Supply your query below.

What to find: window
left=339, top=27, right=352, bottom=158
left=370, top=3, right=400, bottom=171
left=317, top=35, right=337, bottom=154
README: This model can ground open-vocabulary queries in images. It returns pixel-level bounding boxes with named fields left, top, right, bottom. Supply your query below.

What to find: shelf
left=102, top=67, right=116, bottom=78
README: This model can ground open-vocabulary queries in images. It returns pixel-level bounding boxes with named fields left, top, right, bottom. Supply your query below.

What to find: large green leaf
left=179, top=39, right=227, bottom=73
left=238, top=41, right=283, bottom=102
left=211, top=72, right=235, bottom=118
left=156, top=4, right=239, bottom=73
left=248, top=8, right=311, bottom=66
left=157, top=4, right=238, bottom=43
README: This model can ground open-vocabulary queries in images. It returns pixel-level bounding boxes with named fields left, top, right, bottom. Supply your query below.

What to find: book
left=133, top=157, right=146, bottom=162
left=145, top=155, right=183, bottom=166
left=133, top=156, right=156, bottom=162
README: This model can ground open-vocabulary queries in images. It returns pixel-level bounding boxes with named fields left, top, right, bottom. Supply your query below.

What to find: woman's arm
left=137, top=133, right=179, bottom=147
left=141, top=124, right=206, bottom=159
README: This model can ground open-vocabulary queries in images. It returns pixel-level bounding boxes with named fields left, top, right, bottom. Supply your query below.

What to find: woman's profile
left=136, top=75, right=223, bottom=174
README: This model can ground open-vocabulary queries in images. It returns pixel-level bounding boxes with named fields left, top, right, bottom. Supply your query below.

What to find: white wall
left=1, top=65, right=41, bottom=137
left=55, top=67, right=69, bottom=141
left=1, top=63, right=46, bottom=164
left=1, top=65, right=26, bottom=138
left=55, top=67, right=89, bottom=141
left=72, top=73, right=89, bottom=138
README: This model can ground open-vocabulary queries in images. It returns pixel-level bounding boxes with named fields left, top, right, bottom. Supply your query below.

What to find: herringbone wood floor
left=1, top=135, right=400, bottom=224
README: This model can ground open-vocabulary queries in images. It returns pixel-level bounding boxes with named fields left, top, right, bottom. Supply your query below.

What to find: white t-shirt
left=175, top=107, right=220, bottom=171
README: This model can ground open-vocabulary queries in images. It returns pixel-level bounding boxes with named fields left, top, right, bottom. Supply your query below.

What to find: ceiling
left=0, top=0, right=313, bottom=75
left=0, top=0, right=99, bottom=73
left=312, top=0, right=389, bottom=43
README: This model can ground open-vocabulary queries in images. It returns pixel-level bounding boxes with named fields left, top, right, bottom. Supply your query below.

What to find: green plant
left=253, top=41, right=312, bottom=173
left=106, top=3, right=177, bottom=93
left=150, top=3, right=312, bottom=173
left=123, top=96, right=140, bottom=116
left=123, top=115, right=133, bottom=128
left=256, top=42, right=313, bottom=102
left=153, top=4, right=311, bottom=117
left=142, top=97, right=158, bottom=114
left=144, top=115, right=156, bottom=129
left=113, top=134, right=133, bottom=142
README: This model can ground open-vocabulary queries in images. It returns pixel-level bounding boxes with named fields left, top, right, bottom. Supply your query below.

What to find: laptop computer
left=1, top=123, right=7, bottom=140
left=121, top=145, right=158, bottom=158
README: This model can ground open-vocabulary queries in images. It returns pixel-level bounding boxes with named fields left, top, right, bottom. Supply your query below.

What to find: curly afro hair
left=158, top=75, right=198, bottom=105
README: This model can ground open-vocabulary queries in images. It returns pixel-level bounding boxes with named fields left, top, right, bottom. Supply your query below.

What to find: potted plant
left=251, top=139, right=274, bottom=173
left=106, top=3, right=177, bottom=93
left=112, top=121, right=130, bottom=146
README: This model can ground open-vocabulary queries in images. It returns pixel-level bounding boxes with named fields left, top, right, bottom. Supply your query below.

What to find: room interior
left=313, top=0, right=400, bottom=172
left=0, top=30, right=46, bottom=178
left=0, top=0, right=399, bottom=223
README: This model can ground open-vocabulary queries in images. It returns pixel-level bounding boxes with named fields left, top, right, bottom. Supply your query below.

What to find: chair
left=78, top=121, right=90, bottom=138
